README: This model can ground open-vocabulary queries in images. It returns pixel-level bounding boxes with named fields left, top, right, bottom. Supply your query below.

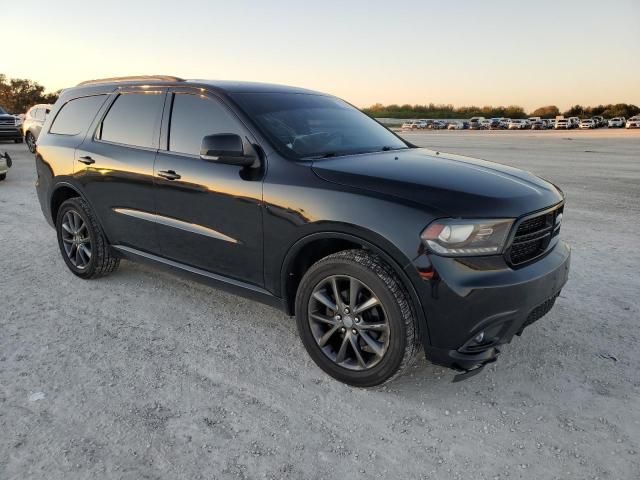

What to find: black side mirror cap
left=200, top=134, right=255, bottom=167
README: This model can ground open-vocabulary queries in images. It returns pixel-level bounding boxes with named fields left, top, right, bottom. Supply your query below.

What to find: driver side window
left=169, top=93, right=245, bottom=156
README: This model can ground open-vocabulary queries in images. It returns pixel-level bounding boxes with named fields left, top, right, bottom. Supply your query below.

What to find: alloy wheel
left=60, top=210, right=92, bottom=270
left=26, top=132, right=36, bottom=153
left=308, top=275, right=390, bottom=370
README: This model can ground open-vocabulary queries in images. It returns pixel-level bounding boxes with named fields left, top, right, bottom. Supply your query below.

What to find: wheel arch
left=49, top=182, right=111, bottom=242
left=280, top=229, right=429, bottom=345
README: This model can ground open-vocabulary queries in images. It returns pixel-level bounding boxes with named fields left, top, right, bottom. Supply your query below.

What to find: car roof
left=71, top=76, right=324, bottom=96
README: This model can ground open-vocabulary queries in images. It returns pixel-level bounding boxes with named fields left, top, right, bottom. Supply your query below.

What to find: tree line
left=2, top=73, right=638, bottom=120
left=0, top=74, right=60, bottom=114
left=363, top=102, right=639, bottom=120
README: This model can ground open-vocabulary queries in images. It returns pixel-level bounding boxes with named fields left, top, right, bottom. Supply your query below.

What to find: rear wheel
left=25, top=131, right=36, bottom=153
left=0, top=173, right=6, bottom=181
left=295, top=250, right=418, bottom=387
left=56, top=197, right=120, bottom=279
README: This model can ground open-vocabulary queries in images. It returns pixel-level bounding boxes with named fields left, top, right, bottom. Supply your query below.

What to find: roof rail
left=76, top=75, right=184, bottom=86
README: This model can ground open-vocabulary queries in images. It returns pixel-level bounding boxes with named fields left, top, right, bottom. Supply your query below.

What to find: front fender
left=277, top=227, right=431, bottom=347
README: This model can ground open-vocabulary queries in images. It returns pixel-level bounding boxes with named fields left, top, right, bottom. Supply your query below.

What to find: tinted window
left=231, top=93, right=407, bottom=159
left=50, top=95, right=106, bottom=135
left=169, top=93, right=244, bottom=155
left=99, top=93, right=164, bottom=148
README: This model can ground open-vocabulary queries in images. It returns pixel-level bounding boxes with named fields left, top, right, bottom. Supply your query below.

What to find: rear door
left=152, top=89, right=264, bottom=285
left=75, top=88, right=166, bottom=253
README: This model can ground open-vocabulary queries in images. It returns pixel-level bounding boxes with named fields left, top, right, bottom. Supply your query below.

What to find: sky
left=2, top=0, right=639, bottom=111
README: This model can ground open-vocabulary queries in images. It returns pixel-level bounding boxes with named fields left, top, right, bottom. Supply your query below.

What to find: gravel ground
left=1, top=129, right=639, bottom=479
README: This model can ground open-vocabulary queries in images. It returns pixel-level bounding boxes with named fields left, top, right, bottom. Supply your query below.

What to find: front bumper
left=0, top=127, right=22, bottom=140
left=409, top=240, right=571, bottom=371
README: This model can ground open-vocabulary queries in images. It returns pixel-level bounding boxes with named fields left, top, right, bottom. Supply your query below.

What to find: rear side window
left=168, top=93, right=244, bottom=156
left=98, top=92, right=164, bottom=149
left=35, top=108, right=46, bottom=121
left=50, top=95, right=106, bottom=135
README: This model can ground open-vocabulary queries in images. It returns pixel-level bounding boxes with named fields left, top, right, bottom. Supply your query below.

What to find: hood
left=311, top=148, right=564, bottom=218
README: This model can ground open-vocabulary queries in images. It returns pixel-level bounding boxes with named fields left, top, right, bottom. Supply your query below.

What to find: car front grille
left=0, top=118, right=15, bottom=126
left=506, top=204, right=563, bottom=266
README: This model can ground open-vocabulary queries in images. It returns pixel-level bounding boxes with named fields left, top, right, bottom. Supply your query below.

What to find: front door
left=153, top=90, right=263, bottom=286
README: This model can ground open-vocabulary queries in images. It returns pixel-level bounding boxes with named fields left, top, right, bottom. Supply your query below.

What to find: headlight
left=421, top=218, right=514, bottom=256
left=14, top=117, right=23, bottom=126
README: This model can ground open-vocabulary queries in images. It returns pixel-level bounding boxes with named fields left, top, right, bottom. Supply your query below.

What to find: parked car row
left=401, top=119, right=448, bottom=130
left=0, top=103, right=53, bottom=152
left=399, top=115, right=640, bottom=131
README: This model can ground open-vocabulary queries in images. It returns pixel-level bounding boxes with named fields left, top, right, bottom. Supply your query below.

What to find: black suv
left=35, top=76, right=570, bottom=386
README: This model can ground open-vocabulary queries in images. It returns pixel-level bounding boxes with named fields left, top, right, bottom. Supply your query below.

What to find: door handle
left=157, top=170, right=181, bottom=181
left=78, top=155, right=95, bottom=165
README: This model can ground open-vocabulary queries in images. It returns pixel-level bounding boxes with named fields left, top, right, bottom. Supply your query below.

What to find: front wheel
left=295, top=250, right=418, bottom=387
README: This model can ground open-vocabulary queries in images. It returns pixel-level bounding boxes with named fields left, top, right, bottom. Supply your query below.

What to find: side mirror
left=200, top=134, right=254, bottom=167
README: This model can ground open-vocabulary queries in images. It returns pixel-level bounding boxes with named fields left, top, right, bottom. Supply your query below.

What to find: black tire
left=14, top=137, right=23, bottom=144
left=56, top=197, right=120, bottom=279
left=295, top=249, right=418, bottom=387
left=0, top=173, right=5, bottom=181
left=25, top=131, right=36, bottom=153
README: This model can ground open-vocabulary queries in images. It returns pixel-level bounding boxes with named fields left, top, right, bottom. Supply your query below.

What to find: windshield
left=231, top=93, right=408, bottom=159
left=0, top=106, right=8, bottom=115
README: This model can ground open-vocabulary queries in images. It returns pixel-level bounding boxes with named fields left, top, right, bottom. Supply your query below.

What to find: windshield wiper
left=301, top=152, right=338, bottom=160
left=381, top=146, right=407, bottom=152
left=302, top=147, right=406, bottom=160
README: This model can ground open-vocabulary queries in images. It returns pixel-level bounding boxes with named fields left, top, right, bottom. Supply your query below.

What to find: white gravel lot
left=1, top=129, right=639, bottom=480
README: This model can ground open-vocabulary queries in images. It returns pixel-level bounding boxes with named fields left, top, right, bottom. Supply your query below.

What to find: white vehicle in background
left=579, top=119, right=595, bottom=129
left=591, top=115, right=605, bottom=128
left=528, top=117, right=541, bottom=124
left=555, top=118, right=571, bottom=129
left=626, top=116, right=640, bottom=129
left=401, top=120, right=425, bottom=130
left=500, top=118, right=511, bottom=128
left=22, top=104, right=53, bottom=153
left=447, top=121, right=464, bottom=130
left=544, top=119, right=555, bottom=129
left=608, top=117, right=625, bottom=128
left=508, top=119, right=526, bottom=129
left=480, top=119, right=492, bottom=129
left=568, top=117, right=580, bottom=129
